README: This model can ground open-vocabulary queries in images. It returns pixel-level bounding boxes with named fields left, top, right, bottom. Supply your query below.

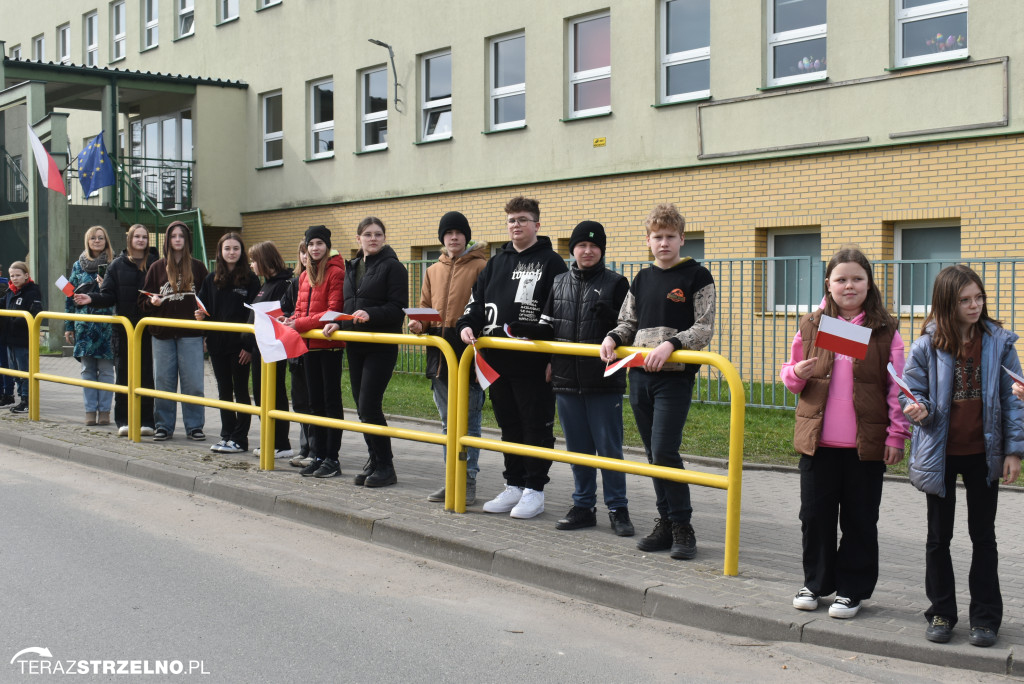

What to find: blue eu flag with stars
left=76, top=132, right=115, bottom=197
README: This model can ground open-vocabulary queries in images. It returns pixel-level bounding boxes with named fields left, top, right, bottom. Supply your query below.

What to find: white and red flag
left=473, top=345, right=500, bottom=390
left=245, top=304, right=307, bottom=362
left=319, top=311, right=356, bottom=322
left=27, top=125, right=67, bottom=194
left=193, top=294, right=210, bottom=317
left=252, top=300, right=284, bottom=319
left=55, top=275, right=75, bottom=297
left=404, top=307, right=441, bottom=323
left=887, top=362, right=918, bottom=403
left=604, top=351, right=646, bottom=377
left=1003, top=365, right=1024, bottom=386
left=815, top=314, right=871, bottom=360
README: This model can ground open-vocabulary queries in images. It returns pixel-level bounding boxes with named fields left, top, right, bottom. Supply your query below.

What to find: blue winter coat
left=900, top=321, right=1024, bottom=497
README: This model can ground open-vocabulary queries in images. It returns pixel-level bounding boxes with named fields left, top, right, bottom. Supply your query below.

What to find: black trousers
left=799, top=446, right=885, bottom=602
left=303, top=349, right=344, bottom=461
left=347, top=342, right=398, bottom=468
left=289, top=358, right=312, bottom=457
left=251, top=354, right=291, bottom=451
left=113, top=327, right=154, bottom=429
left=488, top=373, right=556, bottom=491
left=925, top=452, right=1001, bottom=630
left=210, top=351, right=252, bottom=449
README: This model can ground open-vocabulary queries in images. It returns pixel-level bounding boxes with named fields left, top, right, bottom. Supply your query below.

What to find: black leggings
left=347, top=342, right=398, bottom=468
left=303, top=349, right=344, bottom=460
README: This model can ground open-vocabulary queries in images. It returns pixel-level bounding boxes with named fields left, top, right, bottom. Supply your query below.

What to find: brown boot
left=85, top=411, right=97, bottom=426
left=97, top=411, right=110, bottom=425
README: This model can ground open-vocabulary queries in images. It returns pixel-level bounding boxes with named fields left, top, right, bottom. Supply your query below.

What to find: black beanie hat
left=304, top=225, right=331, bottom=250
left=438, top=211, right=472, bottom=244
left=568, top=220, right=606, bottom=254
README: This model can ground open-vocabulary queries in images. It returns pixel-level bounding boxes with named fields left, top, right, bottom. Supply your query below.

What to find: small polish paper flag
left=139, top=289, right=161, bottom=299
left=504, top=323, right=529, bottom=340
left=887, top=362, right=918, bottom=403
left=319, top=311, right=357, bottom=322
left=404, top=308, right=442, bottom=322
left=473, top=345, right=500, bottom=390
left=252, top=300, right=284, bottom=319
left=604, top=351, right=646, bottom=377
left=55, top=275, right=75, bottom=297
left=246, top=304, right=307, bottom=362
left=815, top=314, right=871, bottom=360
left=27, top=125, right=67, bottom=195
left=1003, top=365, right=1024, bottom=386
left=193, top=294, right=209, bottom=316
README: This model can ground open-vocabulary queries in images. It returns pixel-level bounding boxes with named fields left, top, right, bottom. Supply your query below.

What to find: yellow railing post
left=28, top=314, right=41, bottom=421
left=260, top=359, right=276, bottom=471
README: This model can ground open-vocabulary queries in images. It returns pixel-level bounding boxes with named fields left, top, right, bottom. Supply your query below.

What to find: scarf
left=78, top=250, right=110, bottom=274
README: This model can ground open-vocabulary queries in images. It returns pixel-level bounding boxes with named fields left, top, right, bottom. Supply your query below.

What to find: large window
left=421, top=50, right=452, bottom=142
left=111, top=1, right=126, bottom=60
left=896, top=224, right=960, bottom=309
left=219, top=0, right=239, bottom=22
left=769, top=230, right=822, bottom=311
left=178, top=0, right=195, bottom=38
left=84, top=12, right=99, bottom=66
left=569, top=13, right=611, bottom=117
left=895, top=0, right=967, bottom=68
left=490, top=33, right=525, bottom=130
left=361, top=67, right=388, bottom=152
left=32, top=35, right=45, bottom=62
left=767, top=0, right=826, bottom=87
left=309, top=78, right=334, bottom=158
left=662, top=0, right=710, bottom=103
left=58, top=24, right=71, bottom=64
left=143, top=0, right=159, bottom=49
left=261, top=91, right=283, bottom=166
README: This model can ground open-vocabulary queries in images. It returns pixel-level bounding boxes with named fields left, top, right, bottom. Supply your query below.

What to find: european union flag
left=76, top=132, right=115, bottom=197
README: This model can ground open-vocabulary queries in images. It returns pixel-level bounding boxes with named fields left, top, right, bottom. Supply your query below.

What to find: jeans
left=557, top=392, right=627, bottom=510
left=432, top=377, right=483, bottom=479
left=799, top=447, right=885, bottom=602
left=152, top=336, right=205, bottom=435
left=8, top=346, right=28, bottom=399
left=0, top=342, right=14, bottom=395
left=80, top=356, right=114, bottom=413
left=925, top=453, right=1001, bottom=630
left=252, top=355, right=291, bottom=451
left=114, top=328, right=154, bottom=429
left=210, top=352, right=252, bottom=449
left=628, top=369, right=693, bottom=524
left=347, top=342, right=398, bottom=468
left=304, top=349, right=344, bottom=460
left=488, top=373, right=556, bottom=491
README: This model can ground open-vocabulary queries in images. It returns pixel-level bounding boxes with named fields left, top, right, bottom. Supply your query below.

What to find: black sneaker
left=313, top=459, right=341, bottom=478
left=300, top=458, right=324, bottom=477
left=926, top=616, right=953, bottom=643
left=364, top=465, right=398, bottom=488
left=153, top=428, right=170, bottom=441
left=636, top=518, right=673, bottom=552
left=188, top=428, right=206, bottom=441
left=555, top=505, right=597, bottom=530
left=669, top=522, right=697, bottom=560
left=0, top=394, right=14, bottom=406
left=353, top=458, right=374, bottom=486
left=608, top=508, right=635, bottom=537
left=9, top=401, right=28, bottom=414
left=969, top=626, right=997, bottom=648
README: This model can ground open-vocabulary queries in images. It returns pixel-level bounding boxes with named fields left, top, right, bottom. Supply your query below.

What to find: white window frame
left=259, top=0, right=282, bottom=7
left=10, top=45, right=21, bottom=60
left=894, top=221, right=961, bottom=313
left=57, top=24, right=71, bottom=64
left=661, top=0, right=711, bottom=103
left=766, top=0, right=827, bottom=87
left=32, top=35, right=45, bottom=62
left=219, top=0, right=239, bottom=22
left=111, top=1, right=126, bottom=60
left=143, top=0, right=159, bottom=49
left=261, top=90, right=283, bottom=167
left=421, top=50, right=453, bottom=142
left=360, top=67, right=388, bottom=152
left=894, top=0, right=968, bottom=68
left=569, top=12, right=611, bottom=117
left=84, top=12, right=99, bottom=66
left=308, top=78, right=334, bottom=159
left=767, top=228, right=822, bottom=313
left=489, top=32, right=526, bottom=131
left=177, top=0, right=194, bottom=38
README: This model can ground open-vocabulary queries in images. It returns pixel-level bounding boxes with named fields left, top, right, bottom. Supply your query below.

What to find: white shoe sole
left=828, top=605, right=860, bottom=619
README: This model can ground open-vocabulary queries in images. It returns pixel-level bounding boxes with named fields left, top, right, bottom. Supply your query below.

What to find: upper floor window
left=32, top=35, right=45, bottom=62
left=309, top=78, right=334, bottom=158
left=10, top=45, right=22, bottom=60
left=178, top=0, right=195, bottom=38
left=143, top=0, right=159, bottom=49
left=58, top=24, right=71, bottom=64
left=896, top=223, right=960, bottom=310
left=261, top=91, right=283, bottom=166
left=662, top=0, right=710, bottom=103
left=569, top=13, right=611, bottom=117
left=84, top=12, right=99, bottom=66
left=769, top=229, right=822, bottom=311
left=361, top=67, right=388, bottom=152
left=895, top=0, right=967, bottom=68
left=219, top=0, right=239, bottom=22
left=767, top=0, right=826, bottom=87
left=259, top=0, right=281, bottom=7
left=111, top=1, right=127, bottom=60
left=421, top=50, right=452, bottom=142
left=489, top=33, right=525, bottom=130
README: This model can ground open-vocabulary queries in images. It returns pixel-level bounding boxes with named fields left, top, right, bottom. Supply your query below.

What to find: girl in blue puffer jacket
left=901, top=264, right=1024, bottom=649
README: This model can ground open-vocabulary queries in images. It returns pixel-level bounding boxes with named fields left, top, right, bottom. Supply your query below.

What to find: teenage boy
left=458, top=196, right=568, bottom=519
left=410, top=211, right=489, bottom=505
left=531, top=220, right=633, bottom=535
left=600, top=203, right=716, bottom=560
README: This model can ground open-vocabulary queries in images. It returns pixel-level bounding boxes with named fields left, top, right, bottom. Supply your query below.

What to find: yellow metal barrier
left=0, top=309, right=37, bottom=406
left=456, top=337, right=745, bottom=576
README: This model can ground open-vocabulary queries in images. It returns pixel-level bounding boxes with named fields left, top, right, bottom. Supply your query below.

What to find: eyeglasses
left=958, top=294, right=986, bottom=307
left=506, top=216, right=536, bottom=227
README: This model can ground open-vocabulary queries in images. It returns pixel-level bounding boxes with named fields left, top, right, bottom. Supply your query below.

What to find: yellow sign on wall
left=593, top=137, right=606, bottom=147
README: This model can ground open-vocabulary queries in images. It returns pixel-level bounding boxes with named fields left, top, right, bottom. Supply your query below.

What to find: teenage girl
left=780, top=247, right=909, bottom=619
left=902, top=264, right=1023, bottom=648
left=197, top=232, right=260, bottom=454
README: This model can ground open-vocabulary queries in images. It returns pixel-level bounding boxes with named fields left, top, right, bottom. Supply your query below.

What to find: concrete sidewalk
left=4, top=356, right=1021, bottom=674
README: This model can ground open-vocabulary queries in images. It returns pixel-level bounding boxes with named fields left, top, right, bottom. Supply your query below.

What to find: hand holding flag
left=245, top=304, right=307, bottom=362
left=604, top=351, right=646, bottom=377
left=319, top=311, right=357, bottom=322
left=404, top=308, right=441, bottom=323
left=814, top=314, right=871, bottom=360
left=55, top=275, right=75, bottom=297
left=887, top=362, right=917, bottom=402
left=473, top=344, right=500, bottom=390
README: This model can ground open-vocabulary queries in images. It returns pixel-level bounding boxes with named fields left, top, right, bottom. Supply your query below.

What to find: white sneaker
left=510, top=488, right=545, bottom=519
left=793, top=587, right=818, bottom=611
left=139, top=426, right=155, bottom=436
left=482, top=485, right=524, bottom=514
left=210, top=440, right=228, bottom=453
left=117, top=426, right=129, bottom=437
left=828, top=596, right=861, bottom=619
left=218, top=440, right=245, bottom=454
left=254, top=448, right=295, bottom=458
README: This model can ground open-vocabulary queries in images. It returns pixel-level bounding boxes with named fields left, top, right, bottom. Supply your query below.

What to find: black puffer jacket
left=342, top=245, right=408, bottom=334
left=90, top=250, right=159, bottom=323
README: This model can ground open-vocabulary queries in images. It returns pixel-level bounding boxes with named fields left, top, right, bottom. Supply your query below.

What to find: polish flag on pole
left=473, top=345, right=500, bottom=390
left=887, top=362, right=918, bottom=403
left=27, top=125, right=67, bottom=195
left=252, top=300, right=284, bottom=319
left=245, top=304, right=307, bottom=362
left=604, top=351, right=646, bottom=377
left=55, top=275, right=75, bottom=297
left=815, top=314, right=871, bottom=360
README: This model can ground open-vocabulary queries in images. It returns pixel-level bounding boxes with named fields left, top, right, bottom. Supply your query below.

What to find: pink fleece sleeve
left=885, top=331, right=911, bottom=448
left=780, top=330, right=807, bottom=394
